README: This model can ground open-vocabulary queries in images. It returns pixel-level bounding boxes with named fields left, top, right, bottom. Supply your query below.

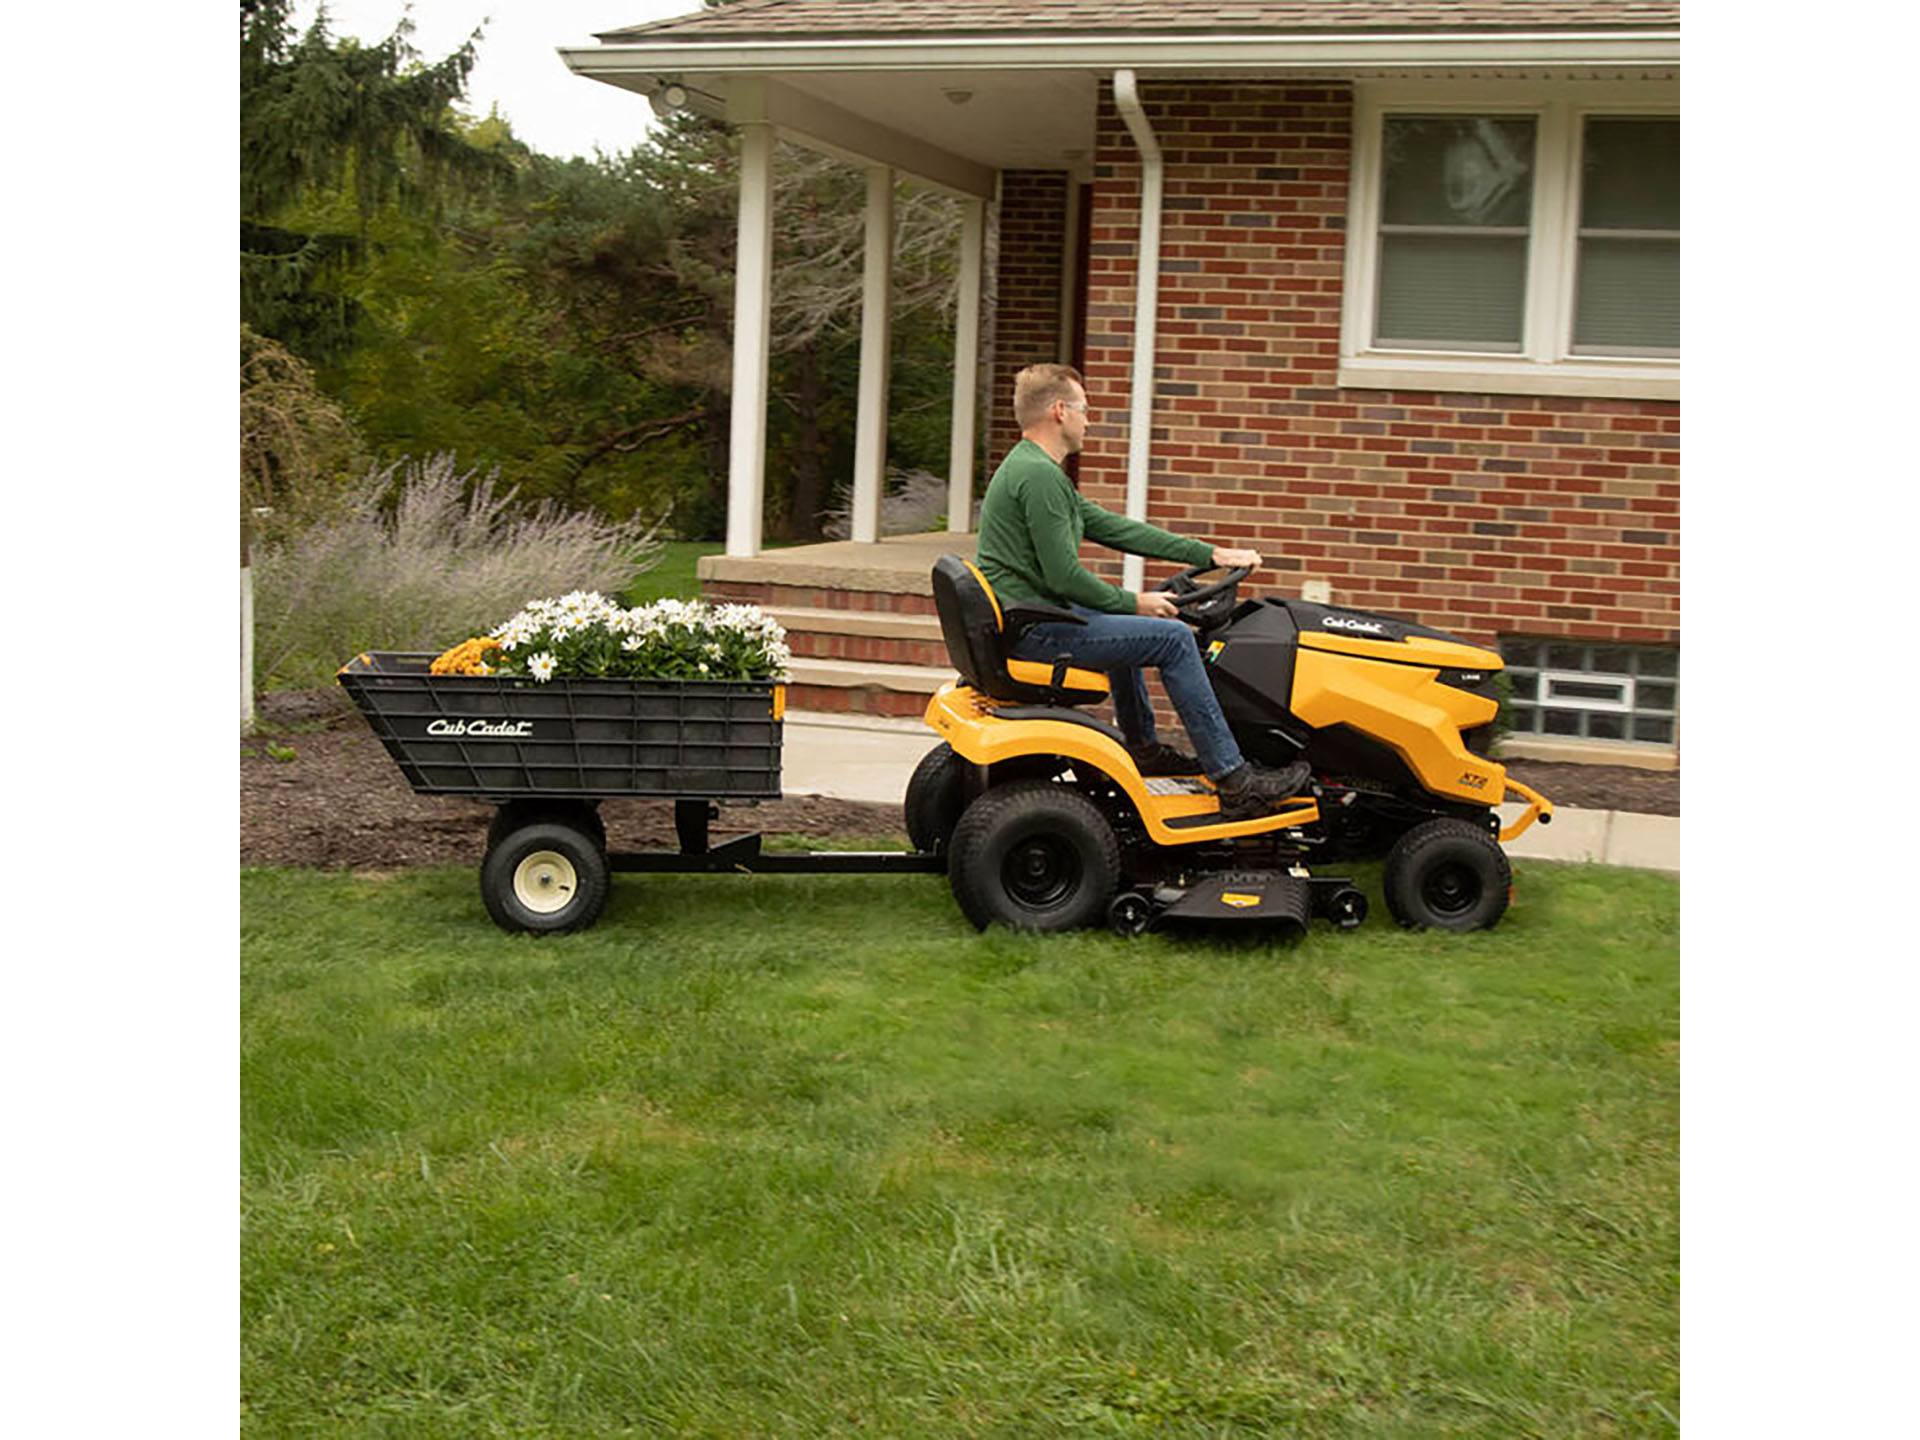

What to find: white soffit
left=778, top=70, right=1099, bottom=172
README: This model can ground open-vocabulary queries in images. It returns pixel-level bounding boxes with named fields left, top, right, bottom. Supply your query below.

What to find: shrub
left=251, top=453, right=662, bottom=692
left=821, top=467, right=979, bottom=540
left=240, top=324, right=366, bottom=545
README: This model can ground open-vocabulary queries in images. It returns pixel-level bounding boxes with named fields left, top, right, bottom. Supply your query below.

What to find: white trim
left=1339, top=78, right=1678, bottom=400
left=1113, top=70, right=1163, bottom=595
left=1058, top=176, right=1080, bottom=365
left=852, top=166, right=893, bottom=545
left=726, top=120, right=775, bottom=559
left=948, top=197, right=986, bottom=532
left=562, top=32, right=1680, bottom=76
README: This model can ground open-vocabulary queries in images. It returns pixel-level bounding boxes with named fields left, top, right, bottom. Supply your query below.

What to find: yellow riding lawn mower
left=909, top=556, right=1554, bottom=938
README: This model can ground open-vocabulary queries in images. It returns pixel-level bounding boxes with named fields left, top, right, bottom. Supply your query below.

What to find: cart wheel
left=948, top=781, right=1119, bottom=933
left=1108, top=892, right=1154, bottom=938
left=903, top=742, right=967, bottom=858
left=480, top=820, right=610, bottom=934
left=1382, top=818, right=1511, bottom=931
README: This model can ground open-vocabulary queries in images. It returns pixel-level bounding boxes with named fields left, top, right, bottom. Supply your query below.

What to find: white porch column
left=851, top=166, right=893, bottom=544
left=726, top=121, right=775, bottom=558
left=948, top=195, right=986, bottom=533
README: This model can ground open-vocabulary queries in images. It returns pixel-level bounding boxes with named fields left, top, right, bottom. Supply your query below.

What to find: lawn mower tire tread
left=480, top=818, right=612, bottom=935
left=947, top=780, right=1121, bottom=933
left=1382, top=817, right=1512, bottom=931
left=488, top=800, right=606, bottom=855
left=903, top=742, right=967, bottom=857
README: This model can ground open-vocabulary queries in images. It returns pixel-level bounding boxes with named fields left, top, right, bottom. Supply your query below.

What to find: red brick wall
left=1047, top=78, right=1681, bottom=651
left=988, top=170, right=1071, bottom=464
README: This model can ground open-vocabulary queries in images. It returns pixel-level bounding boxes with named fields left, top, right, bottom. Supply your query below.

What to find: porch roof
left=598, top=1, right=1680, bottom=42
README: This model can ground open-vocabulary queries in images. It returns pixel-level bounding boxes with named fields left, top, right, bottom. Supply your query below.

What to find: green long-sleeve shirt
left=974, top=439, right=1213, bottom=615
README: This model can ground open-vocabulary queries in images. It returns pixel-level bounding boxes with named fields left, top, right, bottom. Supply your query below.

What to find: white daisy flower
left=528, top=651, right=557, bottom=682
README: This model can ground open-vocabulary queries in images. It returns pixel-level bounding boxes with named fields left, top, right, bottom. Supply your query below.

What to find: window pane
left=1582, top=118, right=1679, bottom=231
left=1377, top=234, right=1527, bottom=349
left=1634, top=715, right=1674, bottom=744
left=1588, top=713, right=1625, bottom=740
left=1384, top=117, right=1536, bottom=227
left=1639, top=648, right=1679, bottom=678
left=1575, top=237, right=1679, bottom=351
left=1544, top=709, right=1580, bottom=736
left=1639, top=682, right=1677, bottom=711
left=1547, top=643, right=1585, bottom=669
left=1501, top=639, right=1538, bottom=666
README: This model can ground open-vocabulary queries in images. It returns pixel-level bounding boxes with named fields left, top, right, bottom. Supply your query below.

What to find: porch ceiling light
left=942, top=88, right=974, bottom=105
left=649, top=81, right=690, bottom=116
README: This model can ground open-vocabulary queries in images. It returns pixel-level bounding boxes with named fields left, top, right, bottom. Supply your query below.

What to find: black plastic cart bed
left=339, top=652, right=942, bottom=933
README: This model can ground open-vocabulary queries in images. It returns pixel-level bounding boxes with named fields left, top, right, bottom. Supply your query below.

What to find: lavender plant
left=251, top=453, right=663, bottom=691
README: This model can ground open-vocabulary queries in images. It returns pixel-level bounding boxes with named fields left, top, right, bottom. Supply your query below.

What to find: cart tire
left=480, top=819, right=611, bottom=934
left=904, top=743, right=968, bottom=857
left=947, top=781, right=1119, bottom=933
left=489, top=801, right=605, bottom=855
left=1382, top=818, right=1510, bottom=931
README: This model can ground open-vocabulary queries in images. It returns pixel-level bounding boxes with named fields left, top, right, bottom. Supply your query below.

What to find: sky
left=289, top=1, right=701, bottom=158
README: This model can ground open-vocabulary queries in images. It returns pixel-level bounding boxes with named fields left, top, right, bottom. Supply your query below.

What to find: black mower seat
left=931, top=555, right=1110, bottom=706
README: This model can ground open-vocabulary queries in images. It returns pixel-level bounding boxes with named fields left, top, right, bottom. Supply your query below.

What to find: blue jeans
left=1009, top=606, right=1247, bottom=779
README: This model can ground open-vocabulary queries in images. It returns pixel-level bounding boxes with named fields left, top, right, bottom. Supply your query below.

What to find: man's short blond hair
left=1013, top=363, right=1085, bottom=430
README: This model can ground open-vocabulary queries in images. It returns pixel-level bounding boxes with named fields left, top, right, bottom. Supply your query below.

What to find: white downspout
left=1112, top=70, right=1161, bottom=594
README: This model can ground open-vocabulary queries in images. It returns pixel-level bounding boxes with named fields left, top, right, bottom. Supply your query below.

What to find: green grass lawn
left=625, top=538, right=801, bottom=606
left=241, top=859, right=1677, bottom=1436
left=623, top=540, right=721, bottom=605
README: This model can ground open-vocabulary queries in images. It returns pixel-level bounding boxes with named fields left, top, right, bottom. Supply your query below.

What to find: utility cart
left=338, top=653, right=944, bottom=934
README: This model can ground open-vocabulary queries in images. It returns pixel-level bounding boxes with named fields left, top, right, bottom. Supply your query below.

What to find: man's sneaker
left=1127, top=740, right=1204, bottom=777
left=1214, top=759, right=1314, bottom=820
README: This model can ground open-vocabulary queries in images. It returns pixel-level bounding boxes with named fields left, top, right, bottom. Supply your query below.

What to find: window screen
left=1375, top=116, right=1535, bottom=352
left=1573, top=118, right=1679, bottom=354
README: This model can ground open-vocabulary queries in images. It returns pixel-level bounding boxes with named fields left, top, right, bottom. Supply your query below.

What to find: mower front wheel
left=1382, top=818, right=1511, bottom=931
left=948, top=782, right=1120, bottom=933
left=903, top=742, right=968, bottom=858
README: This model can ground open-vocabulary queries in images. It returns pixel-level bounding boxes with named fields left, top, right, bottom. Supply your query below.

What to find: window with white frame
left=1339, top=81, right=1679, bottom=400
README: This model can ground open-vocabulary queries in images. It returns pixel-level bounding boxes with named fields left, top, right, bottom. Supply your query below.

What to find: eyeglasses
left=1059, top=400, right=1088, bottom=414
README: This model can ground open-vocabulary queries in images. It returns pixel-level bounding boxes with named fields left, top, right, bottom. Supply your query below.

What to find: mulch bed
left=242, top=688, right=1676, bottom=872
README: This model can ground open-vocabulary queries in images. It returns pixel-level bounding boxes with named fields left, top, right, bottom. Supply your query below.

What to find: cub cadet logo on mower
left=1321, top=616, right=1386, bottom=635
left=425, top=718, right=537, bottom=739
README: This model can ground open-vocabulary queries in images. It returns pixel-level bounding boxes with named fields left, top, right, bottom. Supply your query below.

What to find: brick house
left=564, top=1, right=1681, bottom=765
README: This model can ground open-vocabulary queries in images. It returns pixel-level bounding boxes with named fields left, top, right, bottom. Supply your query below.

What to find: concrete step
left=768, top=605, right=951, bottom=667
left=785, top=656, right=958, bottom=718
left=706, top=580, right=939, bottom=616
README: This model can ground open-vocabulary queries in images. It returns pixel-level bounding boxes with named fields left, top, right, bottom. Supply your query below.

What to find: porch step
left=706, top=580, right=938, bottom=616
left=766, top=605, right=951, bottom=668
left=785, top=656, right=958, bottom=718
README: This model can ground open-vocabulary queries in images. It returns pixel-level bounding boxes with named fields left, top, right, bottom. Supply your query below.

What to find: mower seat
left=931, top=555, right=1111, bottom=706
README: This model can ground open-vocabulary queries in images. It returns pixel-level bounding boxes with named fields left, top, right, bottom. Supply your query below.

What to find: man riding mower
left=907, top=363, right=1552, bottom=938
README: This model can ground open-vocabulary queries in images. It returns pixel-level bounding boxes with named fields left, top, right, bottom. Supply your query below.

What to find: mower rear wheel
left=948, top=782, right=1120, bottom=933
left=1383, top=818, right=1511, bottom=931
left=903, top=742, right=968, bottom=857
left=481, top=819, right=611, bottom=934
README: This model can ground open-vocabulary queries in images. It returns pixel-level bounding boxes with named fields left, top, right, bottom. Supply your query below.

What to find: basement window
left=1500, top=639, right=1678, bottom=746
left=1339, top=80, right=1679, bottom=401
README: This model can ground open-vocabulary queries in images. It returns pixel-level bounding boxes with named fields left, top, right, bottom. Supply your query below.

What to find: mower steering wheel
left=1153, top=564, right=1251, bottom=629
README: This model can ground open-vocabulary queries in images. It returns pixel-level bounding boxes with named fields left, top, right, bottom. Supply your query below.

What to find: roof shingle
left=598, top=0, right=1681, bottom=43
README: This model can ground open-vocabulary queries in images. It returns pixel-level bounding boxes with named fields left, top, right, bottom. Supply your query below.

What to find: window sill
left=1496, top=735, right=1677, bottom=771
left=1338, top=354, right=1678, bottom=402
